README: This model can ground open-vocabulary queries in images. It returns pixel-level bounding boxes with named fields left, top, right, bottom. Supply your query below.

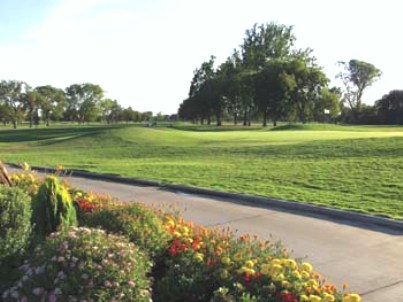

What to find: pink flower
left=48, top=292, right=57, bottom=302
left=104, top=280, right=113, bottom=288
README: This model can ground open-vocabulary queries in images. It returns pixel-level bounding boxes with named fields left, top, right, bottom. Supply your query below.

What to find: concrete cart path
left=22, top=171, right=403, bottom=301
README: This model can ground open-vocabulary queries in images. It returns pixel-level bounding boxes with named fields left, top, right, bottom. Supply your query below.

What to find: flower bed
left=1, top=165, right=361, bottom=302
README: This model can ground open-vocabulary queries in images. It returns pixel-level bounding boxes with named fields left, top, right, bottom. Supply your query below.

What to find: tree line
left=178, top=22, right=399, bottom=126
left=0, top=81, right=152, bottom=128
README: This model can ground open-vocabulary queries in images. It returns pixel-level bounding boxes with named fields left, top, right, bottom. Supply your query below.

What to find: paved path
left=16, top=169, right=403, bottom=301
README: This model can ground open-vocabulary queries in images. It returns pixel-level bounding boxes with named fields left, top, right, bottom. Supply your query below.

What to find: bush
left=31, top=175, right=77, bottom=236
left=83, top=203, right=171, bottom=259
left=0, top=186, right=32, bottom=261
left=2, top=227, right=152, bottom=302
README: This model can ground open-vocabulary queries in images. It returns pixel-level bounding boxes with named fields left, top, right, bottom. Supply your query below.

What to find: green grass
left=1, top=123, right=403, bottom=219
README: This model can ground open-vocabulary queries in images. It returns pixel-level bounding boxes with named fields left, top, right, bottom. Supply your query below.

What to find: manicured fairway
left=1, top=124, right=403, bottom=218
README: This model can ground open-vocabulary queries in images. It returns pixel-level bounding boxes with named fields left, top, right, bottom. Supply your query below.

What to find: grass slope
left=1, top=124, right=403, bottom=219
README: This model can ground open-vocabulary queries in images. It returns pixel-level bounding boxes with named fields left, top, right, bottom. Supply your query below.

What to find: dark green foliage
left=0, top=186, right=32, bottom=293
left=0, top=186, right=32, bottom=261
left=83, top=203, right=171, bottom=259
left=32, top=176, right=77, bottom=236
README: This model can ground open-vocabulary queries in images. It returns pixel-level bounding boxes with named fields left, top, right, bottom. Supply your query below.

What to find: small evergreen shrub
left=0, top=186, right=32, bottom=261
left=2, top=227, right=152, bottom=302
left=31, top=175, right=77, bottom=236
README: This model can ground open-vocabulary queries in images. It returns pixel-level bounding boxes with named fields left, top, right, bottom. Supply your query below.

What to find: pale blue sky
left=0, top=0, right=402, bottom=114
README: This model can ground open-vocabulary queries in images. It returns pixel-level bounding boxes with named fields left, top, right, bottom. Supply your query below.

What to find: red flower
left=278, top=292, right=298, bottom=302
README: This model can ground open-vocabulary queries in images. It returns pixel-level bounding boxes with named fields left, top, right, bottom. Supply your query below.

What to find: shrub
left=83, top=203, right=171, bottom=259
left=31, top=175, right=77, bottom=236
left=2, top=227, right=152, bottom=302
left=0, top=186, right=32, bottom=261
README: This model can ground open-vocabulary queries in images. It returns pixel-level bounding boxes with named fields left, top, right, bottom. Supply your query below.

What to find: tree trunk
left=46, top=116, right=50, bottom=127
left=29, top=111, right=33, bottom=128
left=234, top=112, right=238, bottom=125
left=13, top=120, right=17, bottom=129
left=243, top=109, right=248, bottom=126
left=207, top=115, right=211, bottom=125
left=273, top=119, right=277, bottom=127
left=216, top=112, right=222, bottom=126
left=262, top=110, right=268, bottom=127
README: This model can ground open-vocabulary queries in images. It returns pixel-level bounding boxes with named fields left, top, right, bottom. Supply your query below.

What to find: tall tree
left=240, top=22, right=295, bottom=126
left=22, top=90, right=42, bottom=128
left=36, top=85, right=65, bottom=126
left=285, top=52, right=329, bottom=123
left=188, top=56, right=217, bottom=124
left=218, top=50, right=244, bottom=125
left=65, top=83, right=103, bottom=123
left=0, top=80, right=29, bottom=128
left=337, top=59, right=381, bottom=120
left=254, top=60, right=294, bottom=126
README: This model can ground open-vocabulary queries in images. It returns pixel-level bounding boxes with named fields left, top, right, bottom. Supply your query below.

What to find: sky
left=0, top=0, right=402, bottom=114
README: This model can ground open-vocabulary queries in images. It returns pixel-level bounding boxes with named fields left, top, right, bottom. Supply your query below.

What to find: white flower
left=32, top=287, right=43, bottom=296
left=11, top=291, right=19, bottom=299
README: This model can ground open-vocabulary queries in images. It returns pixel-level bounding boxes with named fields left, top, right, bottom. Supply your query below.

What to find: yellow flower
left=173, top=231, right=181, bottom=237
left=322, top=293, right=335, bottom=302
left=285, top=259, right=297, bottom=270
left=291, top=270, right=301, bottom=279
left=281, top=280, right=291, bottom=288
left=180, top=226, right=190, bottom=234
left=194, top=252, right=204, bottom=262
left=301, top=262, right=313, bottom=273
left=21, top=162, right=30, bottom=171
left=221, top=257, right=231, bottom=265
left=309, top=295, right=322, bottom=302
left=300, top=294, right=309, bottom=302
left=273, top=273, right=285, bottom=281
left=271, top=264, right=283, bottom=274
left=245, top=260, right=254, bottom=269
left=237, top=266, right=255, bottom=275
left=343, top=294, right=361, bottom=302
left=260, top=263, right=271, bottom=275
left=307, top=279, right=319, bottom=287
left=234, top=252, right=243, bottom=261
left=272, top=259, right=282, bottom=265
left=220, top=269, right=229, bottom=280
left=301, top=271, right=310, bottom=279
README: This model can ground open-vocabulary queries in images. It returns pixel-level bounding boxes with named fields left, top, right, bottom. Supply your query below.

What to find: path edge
left=7, top=163, right=403, bottom=231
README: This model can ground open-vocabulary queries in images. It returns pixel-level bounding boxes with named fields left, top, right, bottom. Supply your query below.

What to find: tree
left=36, top=85, right=65, bottom=126
left=254, top=60, right=293, bottom=126
left=0, top=80, right=29, bottom=128
left=65, top=83, right=103, bottom=123
left=217, top=50, right=244, bottom=125
left=22, top=90, right=41, bottom=128
left=337, top=59, right=381, bottom=121
left=313, top=87, right=341, bottom=122
left=285, top=52, right=329, bottom=123
left=239, top=22, right=295, bottom=126
left=188, top=56, right=217, bottom=124
left=241, top=22, right=295, bottom=70
left=375, top=90, right=403, bottom=124
left=100, top=99, right=122, bottom=124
